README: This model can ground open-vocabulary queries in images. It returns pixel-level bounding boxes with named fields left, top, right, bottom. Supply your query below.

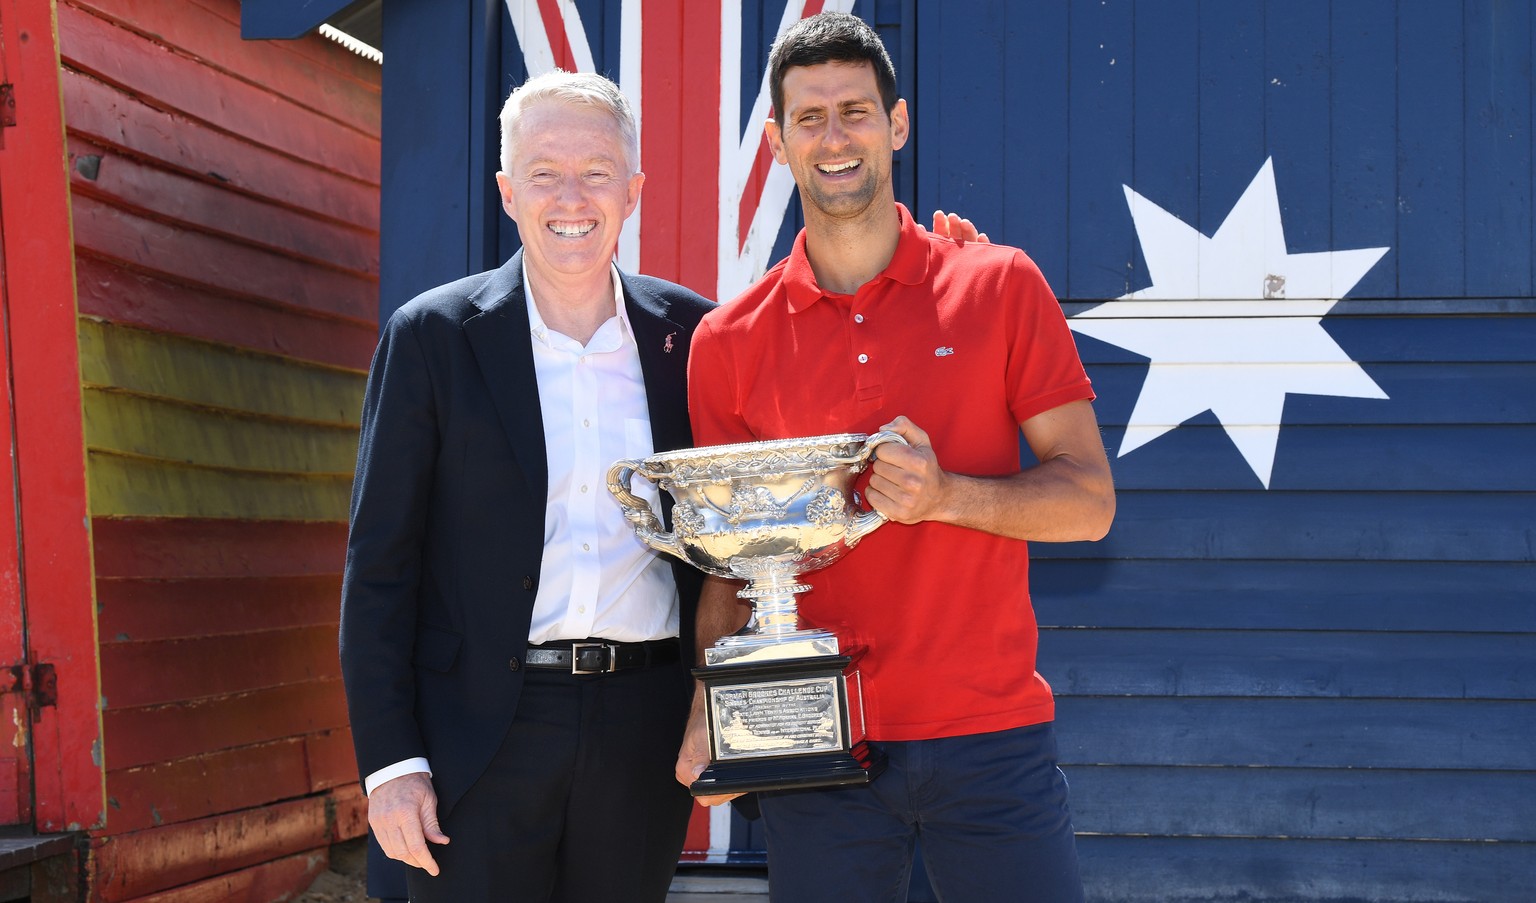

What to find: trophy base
left=690, top=744, right=883, bottom=796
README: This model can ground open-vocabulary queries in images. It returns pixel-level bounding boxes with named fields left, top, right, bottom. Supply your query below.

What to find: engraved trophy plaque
left=607, top=432, right=905, bottom=795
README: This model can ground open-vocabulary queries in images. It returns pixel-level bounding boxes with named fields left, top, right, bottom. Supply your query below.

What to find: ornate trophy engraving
left=607, top=432, right=904, bottom=795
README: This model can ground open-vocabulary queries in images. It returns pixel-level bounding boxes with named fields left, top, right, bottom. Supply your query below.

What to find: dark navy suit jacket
left=339, top=251, right=712, bottom=820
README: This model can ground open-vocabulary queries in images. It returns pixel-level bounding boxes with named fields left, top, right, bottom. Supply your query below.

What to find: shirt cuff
left=364, top=758, right=432, bottom=796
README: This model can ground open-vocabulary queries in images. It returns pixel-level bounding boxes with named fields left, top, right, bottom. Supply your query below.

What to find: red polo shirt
left=688, top=204, right=1094, bottom=740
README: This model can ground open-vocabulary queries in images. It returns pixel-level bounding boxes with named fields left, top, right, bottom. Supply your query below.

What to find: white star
left=1070, top=158, right=1389, bottom=488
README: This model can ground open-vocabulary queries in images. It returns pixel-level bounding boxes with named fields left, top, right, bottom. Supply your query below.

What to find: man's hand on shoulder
left=369, top=772, right=450, bottom=876
left=929, top=210, right=990, bottom=244
left=867, top=416, right=951, bottom=524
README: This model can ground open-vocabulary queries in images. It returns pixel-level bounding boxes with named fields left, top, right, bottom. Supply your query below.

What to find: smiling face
left=495, top=101, right=643, bottom=289
left=766, top=60, right=908, bottom=225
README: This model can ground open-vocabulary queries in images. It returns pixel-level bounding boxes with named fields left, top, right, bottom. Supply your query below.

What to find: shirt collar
left=784, top=203, right=931, bottom=313
left=524, top=264, right=633, bottom=349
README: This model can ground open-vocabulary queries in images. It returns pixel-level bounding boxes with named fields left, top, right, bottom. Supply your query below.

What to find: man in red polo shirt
left=675, top=12, right=1116, bottom=903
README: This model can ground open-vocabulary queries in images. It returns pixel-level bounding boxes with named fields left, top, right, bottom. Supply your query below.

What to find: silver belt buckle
left=571, top=642, right=616, bottom=674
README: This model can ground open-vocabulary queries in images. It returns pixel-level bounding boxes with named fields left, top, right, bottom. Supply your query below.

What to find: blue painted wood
left=1128, top=0, right=1199, bottom=296
left=1075, top=836, right=1535, bottom=903
left=1041, top=631, right=1536, bottom=700
left=1051, top=698, right=1535, bottom=769
left=999, top=0, right=1069, bottom=292
left=1198, top=0, right=1267, bottom=245
left=239, top=0, right=355, bottom=39
left=1330, top=0, right=1399, bottom=299
left=1030, top=559, right=1536, bottom=632
left=1067, top=765, right=1534, bottom=841
left=1039, top=490, right=1535, bottom=562
left=1066, top=0, right=1134, bottom=300
left=1464, top=0, right=1533, bottom=298
left=1396, top=1, right=1466, bottom=297
left=1264, top=0, right=1332, bottom=262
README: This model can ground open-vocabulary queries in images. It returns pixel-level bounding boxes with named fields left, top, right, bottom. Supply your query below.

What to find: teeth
left=549, top=222, right=595, bottom=237
left=818, top=160, right=860, bottom=173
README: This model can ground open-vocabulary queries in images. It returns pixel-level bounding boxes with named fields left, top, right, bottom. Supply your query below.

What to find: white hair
left=498, top=71, right=639, bottom=174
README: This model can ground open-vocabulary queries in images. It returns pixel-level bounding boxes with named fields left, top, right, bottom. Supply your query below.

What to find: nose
left=555, top=173, right=584, bottom=206
left=822, top=116, right=850, bottom=151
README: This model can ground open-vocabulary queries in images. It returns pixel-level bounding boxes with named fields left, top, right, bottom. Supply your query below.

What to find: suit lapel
left=622, top=272, right=693, bottom=454
left=463, top=252, right=549, bottom=505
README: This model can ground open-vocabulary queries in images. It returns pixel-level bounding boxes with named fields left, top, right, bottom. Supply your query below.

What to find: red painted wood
left=328, top=784, right=367, bottom=842
left=112, top=847, right=328, bottom=903
left=73, top=255, right=377, bottom=371
left=71, top=195, right=376, bottom=325
left=62, top=69, right=379, bottom=230
left=303, top=727, right=356, bottom=792
left=682, top=803, right=711, bottom=856
left=69, top=0, right=381, bottom=135
left=69, top=136, right=378, bottom=277
left=89, top=797, right=329, bottom=902
left=57, top=3, right=379, bottom=184
left=185, top=0, right=380, bottom=85
left=96, top=574, right=342, bottom=643
left=0, top=0, right=107, bottom=833
left=105, top=739, right=312, bottom=833
left=101, top=681, right=348, bottom=770
left=91, top=519, right=347, bottom=579
left=99, top=625, right=341, bottom=709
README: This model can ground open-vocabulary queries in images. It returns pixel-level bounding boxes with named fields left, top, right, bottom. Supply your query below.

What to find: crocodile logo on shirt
left=934, top=347, right=955, bottom=357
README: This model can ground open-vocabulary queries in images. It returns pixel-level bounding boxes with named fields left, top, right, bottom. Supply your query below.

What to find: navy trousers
left=758, top=722, right=1084, bottom=903
left=404, top=661, right=693, bottom=903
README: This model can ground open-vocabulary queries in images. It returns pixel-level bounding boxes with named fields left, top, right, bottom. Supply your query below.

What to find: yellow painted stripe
left=82, top=389, right=358, bottom=474
left=78, top=319, right=365, bottom=425
left=87, top=452, right=352, bottom=521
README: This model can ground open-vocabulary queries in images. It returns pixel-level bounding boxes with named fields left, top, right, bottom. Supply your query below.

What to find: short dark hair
left=768, top=12, right=898, bottom=119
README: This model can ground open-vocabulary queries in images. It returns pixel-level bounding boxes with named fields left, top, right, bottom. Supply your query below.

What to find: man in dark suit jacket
left=339, top=71, right=712, bottom=902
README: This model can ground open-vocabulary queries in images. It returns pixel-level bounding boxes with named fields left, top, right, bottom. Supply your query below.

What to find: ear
left=624, top=170, right=645, bottom=219
left=494, top=171, right=518, bottom=222
left=765, top=119, right=788, bottom=164
left=889, top=99, right=910, bottom=153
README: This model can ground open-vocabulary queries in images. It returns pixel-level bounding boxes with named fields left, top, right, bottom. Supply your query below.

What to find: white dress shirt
left=365, top=266, right=680, bottom=795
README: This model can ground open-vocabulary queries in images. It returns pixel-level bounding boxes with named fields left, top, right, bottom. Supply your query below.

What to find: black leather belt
left=524, top=638, right=680, bottom=674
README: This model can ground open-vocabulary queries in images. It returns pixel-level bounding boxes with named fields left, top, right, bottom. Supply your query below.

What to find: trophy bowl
left=607, top=431, right=905, bottom=660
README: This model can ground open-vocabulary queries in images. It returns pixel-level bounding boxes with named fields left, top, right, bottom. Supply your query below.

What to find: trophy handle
left=605, top=459, right=687, bottom=562
left=842, top=430, right=910, bottom=546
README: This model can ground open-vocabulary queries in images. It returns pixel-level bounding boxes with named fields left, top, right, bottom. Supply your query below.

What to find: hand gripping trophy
left=607, top=432, right=905, bottom=795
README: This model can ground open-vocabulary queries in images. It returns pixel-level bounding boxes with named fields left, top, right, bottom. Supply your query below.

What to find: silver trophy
left=607, top=431, right=905, bottom=795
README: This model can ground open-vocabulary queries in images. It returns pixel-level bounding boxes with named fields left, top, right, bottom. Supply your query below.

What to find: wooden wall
left=56, top=0, right=379, bottom=897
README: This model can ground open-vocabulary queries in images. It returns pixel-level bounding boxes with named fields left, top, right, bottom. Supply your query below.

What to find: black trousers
left=405, top=661, right=694, bottom=903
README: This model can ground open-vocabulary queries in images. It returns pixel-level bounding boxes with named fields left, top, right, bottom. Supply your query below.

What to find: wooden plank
left=327, top=784, right=367, bottom=843
left=73, top=255, right=377, bottom=372
left=1083, top=360, right=1536, bottom=425
left=83, top=390, right=358, bottom=474
left=57, top=3, right=379, bottom=184
left=1052, top=697, right=1535, bottom=771
left=78, top=320, right=366, bottom=424
left=105, top=740, right=312, bottom=833
left=100, top=681, right=348, bottom=770
left=90, top=519, right=346, bottom=580
left=61, top=69, right=378, bottom=230
left=96, top=575, right=341, bottom=643
left=304, top=728, right=356, bottom=792
left=0, top=0, right=107, bottom=834
left=1066, top=0, right=1134, bottom=299
left=996, top=0, right=1068, bottom=288
left=99, top=625, right=341, bottom=709
left=69, top=0, right=381, bottom=134
left=89, top=797, right=329, bottom=902
left=113, top=847, right=327, bottom=903
left=68, top=136, right=378, bottom=276
left=86, top=451, right=353, bottom=521
left=1041, top=490, right=1535, bottom=563
left=1075, top=836, right=1535, bottom=903
left=1087, top=424, right=1536, bottom=491
left=1030, top=559, right=1536, bottom=633
left=190, top=0, right=382, bottom=84
left=1043, top=630, right=1536, bottom=701
left=1263, top=0, right=1332, bottom=284
left=1395, top=0, right=1465, bottom=297
left=1463, top=0, right=1533, bottom=298
left=1329, top=0, right=1398, bottom=299
left=1067, top=765, right=1534, bottom=842
left=1127, top=0, right=1198, bottom=298
left=71, top=196, right=376, bottom=325
left=1197, top=0, right=1266, bottom=245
